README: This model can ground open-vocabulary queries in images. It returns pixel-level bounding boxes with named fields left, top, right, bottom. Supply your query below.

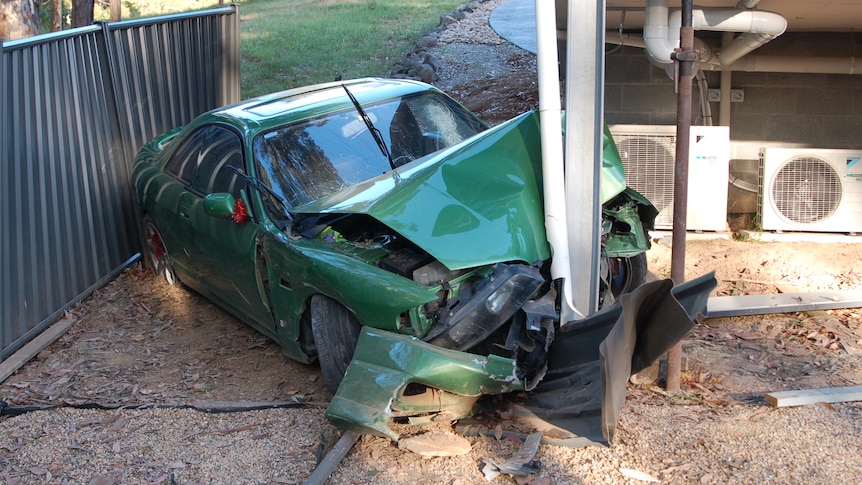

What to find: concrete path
left=489, top=0, right=537, bottom=54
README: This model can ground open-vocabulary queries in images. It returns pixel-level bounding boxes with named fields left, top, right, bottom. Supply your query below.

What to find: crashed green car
left=134, top=78, right=712, bottom=446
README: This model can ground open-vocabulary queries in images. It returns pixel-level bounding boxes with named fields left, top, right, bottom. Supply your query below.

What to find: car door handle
left=179, top=209, right=191, bottom=220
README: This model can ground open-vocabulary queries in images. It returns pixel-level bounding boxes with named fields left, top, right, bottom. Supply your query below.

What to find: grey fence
left=1, top=6, right=241, bottom=361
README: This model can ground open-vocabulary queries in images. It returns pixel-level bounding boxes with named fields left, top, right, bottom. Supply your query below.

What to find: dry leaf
left=619, top=468, right=660, bottom=482
left=661, top=463, right=695, bottom=474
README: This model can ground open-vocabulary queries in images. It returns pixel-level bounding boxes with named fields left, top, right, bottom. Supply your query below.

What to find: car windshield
left=252, top=91, right=486, bottom=211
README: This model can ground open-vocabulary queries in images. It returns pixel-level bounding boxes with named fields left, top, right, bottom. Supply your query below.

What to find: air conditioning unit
left=610, top=125, right=730, bottom=231
left=759, top=148, right=862, bottom=234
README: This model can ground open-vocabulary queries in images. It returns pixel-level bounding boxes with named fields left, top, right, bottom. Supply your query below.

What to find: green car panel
left=600, top=125, right=629, bottom=205
left=326, top=327, right=524, bottom=441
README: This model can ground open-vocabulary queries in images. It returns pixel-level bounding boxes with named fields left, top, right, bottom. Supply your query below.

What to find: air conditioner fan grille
left=617, top=135, right=676, bottom=226
left=771, top=157, right=842, bottom=224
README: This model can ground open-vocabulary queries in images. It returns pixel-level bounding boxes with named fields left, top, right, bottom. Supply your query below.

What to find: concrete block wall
left=603, top=33, right=861, bottom=217
left=605, top=33, right=862, bottom=149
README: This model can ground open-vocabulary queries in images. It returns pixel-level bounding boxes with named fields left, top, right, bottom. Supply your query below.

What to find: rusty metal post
left=667, top=0, right=695, bottom=393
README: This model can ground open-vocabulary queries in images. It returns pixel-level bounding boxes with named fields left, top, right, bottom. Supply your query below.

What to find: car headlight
left=430, top=264, right=545, bottom=351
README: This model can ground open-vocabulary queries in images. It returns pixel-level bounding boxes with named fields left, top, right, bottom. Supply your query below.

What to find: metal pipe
left=719, top=32, right=733, bottom=126
left=709, top=55, right=860, bottom=74
left=535, top=0, right=579, bottom=321
left=695, top=71, right=713, bottom=126
left=667, top=0, right=695, bottom=394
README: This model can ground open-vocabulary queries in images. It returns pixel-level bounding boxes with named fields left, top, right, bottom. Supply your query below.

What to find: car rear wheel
left=310, top=295, right=362, bottom=392
left=143, top=214, right=179, bottom=286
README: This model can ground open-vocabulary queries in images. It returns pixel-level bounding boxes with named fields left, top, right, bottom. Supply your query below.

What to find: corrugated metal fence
left=1, top=6, right=241, bottom=361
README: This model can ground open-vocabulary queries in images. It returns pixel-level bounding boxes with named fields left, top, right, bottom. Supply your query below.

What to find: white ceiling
left=607, top=1, right=862, bottom=32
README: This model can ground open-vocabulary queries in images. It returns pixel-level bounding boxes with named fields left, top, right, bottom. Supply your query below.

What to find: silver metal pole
left=564, top=0, right=606, bottom=320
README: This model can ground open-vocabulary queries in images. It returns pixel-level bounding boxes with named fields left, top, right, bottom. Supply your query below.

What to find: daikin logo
left=848, top=156, right=861, bottom=180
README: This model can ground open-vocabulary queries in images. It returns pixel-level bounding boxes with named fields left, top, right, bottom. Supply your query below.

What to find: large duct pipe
left=607, top=32, right=860, bottom=75
left=709, top=55, right=859, bottom=75
left=644, top=0, right=786, bottom=67
left=644, top=0, right=676, bottom=65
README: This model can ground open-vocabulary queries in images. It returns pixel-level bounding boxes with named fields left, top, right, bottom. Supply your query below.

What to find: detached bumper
left=325, top=329, right=524, bottom=440
left=326, top=273, right=716, bottom=445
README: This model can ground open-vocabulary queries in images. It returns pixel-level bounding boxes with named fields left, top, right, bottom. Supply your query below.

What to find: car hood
left=293, top=111, right=550, bottom=270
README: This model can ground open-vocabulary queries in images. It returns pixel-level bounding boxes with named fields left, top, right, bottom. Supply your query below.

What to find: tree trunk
left=72, top=0, right=94, bottom=28
left=109, top=0, right=120, bottom=22
left=1, top=0, right=42, bottom=40
left=51, top=0, right=62, bottom=32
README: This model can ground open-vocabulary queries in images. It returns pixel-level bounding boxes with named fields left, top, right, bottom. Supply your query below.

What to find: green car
left=134, top=78, right=712, bottom=445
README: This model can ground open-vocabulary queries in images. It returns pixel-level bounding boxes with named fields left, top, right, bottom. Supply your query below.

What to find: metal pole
left=564, top=0, right=605, bottom=321
left=667, top=0, right=695, bottom=393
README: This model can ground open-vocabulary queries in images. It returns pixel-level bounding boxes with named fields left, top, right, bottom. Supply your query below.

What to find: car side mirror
left=203, top=193, right=236, bottom=219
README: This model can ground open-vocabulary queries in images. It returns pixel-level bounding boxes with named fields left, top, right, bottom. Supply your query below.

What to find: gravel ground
left=3, top=1, right=862, bottom=484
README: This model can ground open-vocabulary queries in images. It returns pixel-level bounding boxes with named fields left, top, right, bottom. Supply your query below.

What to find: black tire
left=142, top=214, right=180, bottom=286
left=310, top=295, right=362, bottom=392
left=610, top=252, right=648, bottom=298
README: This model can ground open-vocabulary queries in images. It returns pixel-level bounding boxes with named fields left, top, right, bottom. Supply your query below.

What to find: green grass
left=94, top=0, right=462, bottom=99
left=238, top=0, right=463, bottom=98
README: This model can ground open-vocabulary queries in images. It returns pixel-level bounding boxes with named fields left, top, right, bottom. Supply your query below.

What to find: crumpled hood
left=294, top=111, right=550, bottom=270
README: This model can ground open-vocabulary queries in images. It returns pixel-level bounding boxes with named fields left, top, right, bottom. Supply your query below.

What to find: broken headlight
left=428, top=264, right=544, bottom=351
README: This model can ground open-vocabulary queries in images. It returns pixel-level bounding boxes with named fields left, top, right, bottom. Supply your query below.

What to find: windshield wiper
left=227, top=165, right=293, bottom=221
left=342, top=84, right=397, bottom=171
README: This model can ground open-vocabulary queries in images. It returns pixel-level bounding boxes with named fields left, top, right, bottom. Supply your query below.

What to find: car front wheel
left=610, top=252, right=648, bottom=298
left=310, top=295, right=362, bottom=392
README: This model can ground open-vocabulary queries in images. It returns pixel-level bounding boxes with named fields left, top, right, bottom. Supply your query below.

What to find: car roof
left=200, top=77, right=440, bottom=133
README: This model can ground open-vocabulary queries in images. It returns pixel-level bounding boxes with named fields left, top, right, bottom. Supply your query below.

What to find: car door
left=168, top=124, right=273, bottom=329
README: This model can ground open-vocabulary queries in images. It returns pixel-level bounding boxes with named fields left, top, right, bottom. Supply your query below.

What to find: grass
left=237, top=0, right=463, bottom=98
left=92, top=0, right=463, bottom=99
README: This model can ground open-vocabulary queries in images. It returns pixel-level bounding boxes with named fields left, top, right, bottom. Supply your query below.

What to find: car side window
left=165, top=125, right=244, bottom=198
left=164, top=129, right=203, bottom=184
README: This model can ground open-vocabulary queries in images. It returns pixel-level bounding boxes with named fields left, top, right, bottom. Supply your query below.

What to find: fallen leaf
left=661, top=463, right=696, bottom=474
left=817, top=402, right=837, bottom=411
left=619, top=468, right=660, bottom=482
